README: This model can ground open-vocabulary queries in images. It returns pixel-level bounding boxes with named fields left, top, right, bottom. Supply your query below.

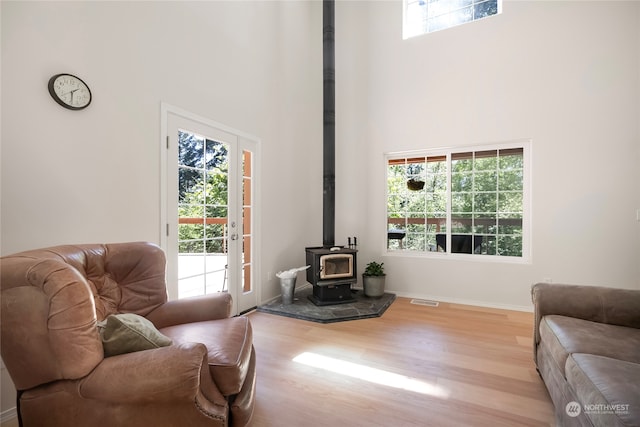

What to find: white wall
left=1, top=0, right=321, bottom=415
left=1, top=0, right=322, bottom=284
left=335, top=0, right=640, bottom=310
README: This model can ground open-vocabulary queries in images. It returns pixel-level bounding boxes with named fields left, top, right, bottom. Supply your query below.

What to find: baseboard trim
left=259, top=284, right=533, bottom=313
left=391, top=291, right=533, bottom=312
left=1, top=407, right=17, bottom=424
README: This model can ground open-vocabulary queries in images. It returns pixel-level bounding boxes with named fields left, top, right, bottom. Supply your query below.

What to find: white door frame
left=160, top=103, right=261, bottom=315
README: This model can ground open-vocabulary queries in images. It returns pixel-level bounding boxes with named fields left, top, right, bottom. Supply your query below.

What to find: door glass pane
left=178, top=129, right=229, bottom=298
left=242, top=150, right=253, bottom=294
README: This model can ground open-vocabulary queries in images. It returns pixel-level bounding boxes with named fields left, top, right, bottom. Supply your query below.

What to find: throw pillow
left=97, top=313, right=172, bottom=357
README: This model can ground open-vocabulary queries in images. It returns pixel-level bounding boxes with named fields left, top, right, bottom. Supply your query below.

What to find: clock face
left=48, top=73, right=92, bottom=110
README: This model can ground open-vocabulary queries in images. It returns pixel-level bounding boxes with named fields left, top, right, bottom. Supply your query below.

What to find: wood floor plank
left=246, top=296, right=553, bottom=427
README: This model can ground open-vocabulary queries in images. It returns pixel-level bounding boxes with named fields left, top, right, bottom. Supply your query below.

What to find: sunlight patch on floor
left=292, top=352, right=449, bottom=398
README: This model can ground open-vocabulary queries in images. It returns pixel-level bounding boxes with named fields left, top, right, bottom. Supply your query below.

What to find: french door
left=162, top=105, right=258, bottom=315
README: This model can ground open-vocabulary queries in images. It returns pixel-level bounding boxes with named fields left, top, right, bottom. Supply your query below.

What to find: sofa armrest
left=79, top=342, right=227, bottom=409
left=145, top=293, right=232, bottom=328
left=531, top=282, right=640, bottom=365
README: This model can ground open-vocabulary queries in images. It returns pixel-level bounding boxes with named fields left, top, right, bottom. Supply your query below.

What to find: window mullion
left=472, top=152, right=476, bottom=252
left=404, top=158, right=409, bottom=237
left=495, top=151, right=500, bottom=256
left=446, top=152, right=452, bottom=254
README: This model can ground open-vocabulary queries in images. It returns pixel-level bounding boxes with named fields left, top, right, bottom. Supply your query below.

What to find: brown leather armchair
left=0, top=242, right=256, bottom=427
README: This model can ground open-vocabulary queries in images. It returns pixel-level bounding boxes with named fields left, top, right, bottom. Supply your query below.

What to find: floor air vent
left=410, top=299, right=439, bottom=307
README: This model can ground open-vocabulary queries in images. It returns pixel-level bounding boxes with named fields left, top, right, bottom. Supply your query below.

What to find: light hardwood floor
left=248, top=297, right=553, bottom=427
left=1, top=297, right=554, bottom=427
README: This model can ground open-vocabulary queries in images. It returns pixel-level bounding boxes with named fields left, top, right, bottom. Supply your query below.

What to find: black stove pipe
left=323, top=0, right=335, bottom=248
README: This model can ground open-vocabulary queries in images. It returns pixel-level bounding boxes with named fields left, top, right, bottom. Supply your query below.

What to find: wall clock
left=47, top=73, right=92, bottom=110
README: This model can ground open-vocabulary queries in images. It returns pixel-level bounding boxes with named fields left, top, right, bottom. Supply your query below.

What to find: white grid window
left=386, top=140, right=530, bottom=261
left=404, top=0, right=502, bottom=39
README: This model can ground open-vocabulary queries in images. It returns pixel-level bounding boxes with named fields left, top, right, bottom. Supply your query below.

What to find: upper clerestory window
left=403, top=0, right=502, bottom=39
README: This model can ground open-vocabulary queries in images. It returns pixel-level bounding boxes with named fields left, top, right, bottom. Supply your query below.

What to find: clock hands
left=69, top=88, right=79, bottom=104
left=60, top=88, right=81, bottom=104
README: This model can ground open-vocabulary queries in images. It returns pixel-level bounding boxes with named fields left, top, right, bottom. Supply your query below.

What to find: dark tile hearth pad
left=257, top=286, right=396, bottom=323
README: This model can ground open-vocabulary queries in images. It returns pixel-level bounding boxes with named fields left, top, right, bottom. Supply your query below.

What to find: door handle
left=230, top=234, right=238, bottom=241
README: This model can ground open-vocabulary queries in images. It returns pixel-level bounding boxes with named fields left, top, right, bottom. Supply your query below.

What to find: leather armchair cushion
left=161, top=316, right=253, bottom=396
left=98, top=313, right=173, bottom=357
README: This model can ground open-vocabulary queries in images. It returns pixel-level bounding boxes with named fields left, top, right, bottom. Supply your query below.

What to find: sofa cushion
left=539, top=315, right=640, bottom=374
left=566, top=354, right=640, bottom=427
left=160, top=316, right=252, bottom=396
left=98, top=313, right=173, bottom=357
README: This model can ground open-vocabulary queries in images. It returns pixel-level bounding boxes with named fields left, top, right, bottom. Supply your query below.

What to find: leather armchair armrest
left=532, top=282, right=640, bottom=329
left=79, top=342, right=227, bottom=408
left=531, top=282, right=640, bottom=365
left=145, top=293, right=232, bottom=328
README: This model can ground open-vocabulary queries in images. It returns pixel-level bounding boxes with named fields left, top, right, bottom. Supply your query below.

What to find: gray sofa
left=532, top=283, right=640, bottom=427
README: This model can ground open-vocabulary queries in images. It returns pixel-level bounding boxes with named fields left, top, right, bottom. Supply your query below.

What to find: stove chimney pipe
left=323, top=0, right=335, bottom=247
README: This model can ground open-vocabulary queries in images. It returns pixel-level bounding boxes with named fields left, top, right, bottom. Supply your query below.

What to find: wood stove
left=306, top=246, right=357, bottom=305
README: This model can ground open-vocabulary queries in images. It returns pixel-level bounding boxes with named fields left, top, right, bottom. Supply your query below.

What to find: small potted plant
left=362, top=261, right=386, bottom=298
